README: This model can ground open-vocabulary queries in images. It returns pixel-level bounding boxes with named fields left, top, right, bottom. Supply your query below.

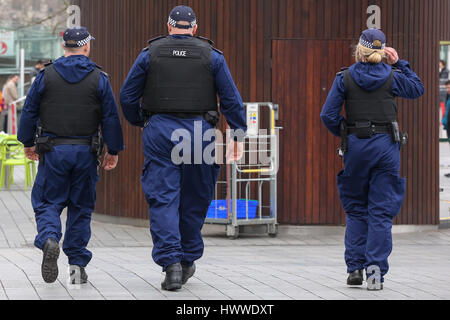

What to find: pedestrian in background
left=31, top=60, right=46, bottom=84
left=440, top=60, right=449, bottom=104
left=442, top=81, right=450, bottom=179
left=440, top=60, right=449, bottom=80
left=1, top=74, right=19, bottom=133
left=442, top=81, right=450, bottom=134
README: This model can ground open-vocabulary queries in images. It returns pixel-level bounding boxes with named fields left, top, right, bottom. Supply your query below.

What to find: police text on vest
left=172, top=50, right=187, bottom=57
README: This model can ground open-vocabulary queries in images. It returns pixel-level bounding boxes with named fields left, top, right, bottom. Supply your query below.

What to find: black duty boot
left=161, top=263, right=182, bottom=291
left=69, top=265, right=88, bottom=284
left=41, top=238, right=60, bottom=283
left=182, top=263, right=196, bottom=285
left=347, top=270, right=364, bottom=286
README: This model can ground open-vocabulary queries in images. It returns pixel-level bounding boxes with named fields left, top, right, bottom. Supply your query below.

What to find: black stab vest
left=142, top=36, right=218, bottom=113
left=343, top=69, right=398, bottom=125
left=39, top=64, right=102, bottom=136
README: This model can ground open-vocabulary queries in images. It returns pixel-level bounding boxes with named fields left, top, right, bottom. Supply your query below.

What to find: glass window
left=0, top=0, right=68, bottom=93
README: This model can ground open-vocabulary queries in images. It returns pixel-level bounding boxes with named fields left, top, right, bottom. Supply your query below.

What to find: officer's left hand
left=24, top=147, right=39, bottom=161
left=102, top=153, right=119, bottom=171
left=385, top=47, right=399, bottom=65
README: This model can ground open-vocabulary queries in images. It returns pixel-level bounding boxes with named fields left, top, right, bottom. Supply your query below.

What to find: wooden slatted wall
left=73, top=0, right=448, bottom=225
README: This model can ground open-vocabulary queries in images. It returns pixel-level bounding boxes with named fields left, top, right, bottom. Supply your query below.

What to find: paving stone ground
left=0, top=157, right=449, bottom=300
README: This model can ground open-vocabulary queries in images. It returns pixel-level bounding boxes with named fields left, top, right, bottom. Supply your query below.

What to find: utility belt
left=339, top=121, right=408, bottom=156
left=35, top=133, right=104, bottom=165
left=143, top=111, right=220, bottom=128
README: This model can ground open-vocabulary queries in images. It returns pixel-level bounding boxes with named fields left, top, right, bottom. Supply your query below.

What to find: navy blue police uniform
left=18, top=27, right=124, bottom=283
left=321, top=29, right=424, bottom=288
left=120, top=6, right=247, bottom=289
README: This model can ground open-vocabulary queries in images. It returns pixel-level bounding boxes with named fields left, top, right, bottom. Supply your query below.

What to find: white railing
left=6, top=96, right=27, bottom=135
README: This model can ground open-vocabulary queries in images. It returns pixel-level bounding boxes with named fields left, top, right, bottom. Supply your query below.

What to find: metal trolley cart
left=205, top=102, right=280, bottom=239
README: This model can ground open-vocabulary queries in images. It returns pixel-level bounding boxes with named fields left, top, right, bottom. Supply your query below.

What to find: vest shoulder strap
left=374, top=70, right=394, bottom=88
left=195, top=36, right=223, bottom=54
left=44, top=63, right=102, bottom=86
left=195, top=36, right=214, bottom=45
left=383, top=70, right=395, bottom=91
left=40, top=61, right=53, bottom=74
left=147, top=35, right=166, bottom=45
left=212, top=47, right=223, bottom=55
left=343, top=68, right=393, bottom=91
left=336, top=67, right=349, bottom=76
left=95, top=65, right=108, bottom=77
left=43, top=63, right=56, bottom=76
left=344, top=68, right=395, bottom=98
left=146, top=35, right=223, bottom=54
left=343, top=69, right=351, bottom=97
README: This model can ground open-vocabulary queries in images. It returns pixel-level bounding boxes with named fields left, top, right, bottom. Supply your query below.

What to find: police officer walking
left=18, top=27, right=125, bottom=284
left=120, top=6, right=247, bottom=291
left=320, top=29, right=424, bottom=290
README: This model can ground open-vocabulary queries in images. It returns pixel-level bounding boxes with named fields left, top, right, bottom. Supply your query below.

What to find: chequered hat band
left=168, top=17, right=197, bottom=28
left=359, top=37, right=386, bottom=50
left=65, top=35, right=93, bottom=47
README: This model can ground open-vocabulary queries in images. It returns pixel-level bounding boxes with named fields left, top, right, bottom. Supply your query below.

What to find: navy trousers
left=32, top=145, right=98, bottom=267
left=141, top=114, right=220, bottom=271
left=337, top=134, right=406, bottom=281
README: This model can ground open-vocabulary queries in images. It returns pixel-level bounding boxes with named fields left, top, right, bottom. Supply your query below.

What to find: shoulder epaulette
left=196, top=36, right=223, bottom=54
left=147, top=35, right=166, bottom=45
left=95, top=65, right=108, bottom=77
left=194, top=36, right=222, bottom=54
left=41, top=61, right=53, bottom=73
left=212, top=47, right=223, bottom=55
left=195, top=36, right=214, bottom=45
left=336, top=67, right=349, bottom=76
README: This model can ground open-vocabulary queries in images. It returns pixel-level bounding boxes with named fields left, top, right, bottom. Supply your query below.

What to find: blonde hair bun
left=367, top=51, right=384, bottom=64
left=355, top=43, right=385, bottom=64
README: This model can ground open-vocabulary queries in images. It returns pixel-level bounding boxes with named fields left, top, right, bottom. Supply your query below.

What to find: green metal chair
left=0, top=134, right=7, bottom=161
left=0, top=135, right=37, bottom=190
left=0, top=133, right=11, bottom=166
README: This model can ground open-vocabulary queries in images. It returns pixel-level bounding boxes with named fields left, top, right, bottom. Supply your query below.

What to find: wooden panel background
left=273, top=39, right=354, bottom=225
left=72, top=0, right=450, bottom=225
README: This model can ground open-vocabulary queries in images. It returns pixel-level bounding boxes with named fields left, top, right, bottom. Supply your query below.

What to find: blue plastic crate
left=206, top=199, right=258, bottom=219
